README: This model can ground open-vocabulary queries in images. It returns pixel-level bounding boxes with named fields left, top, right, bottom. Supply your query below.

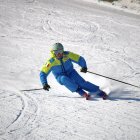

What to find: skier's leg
left=69, top=70, right=108, bottom=99
left=69, top=69, right=100, bottom=93
left=97, top=90, right=108, bottom=100
left=57, top=75, right=78, bottom=92
left=76, top=87, right=91, bottom=100
left=57, top=75, right=87, bottom=97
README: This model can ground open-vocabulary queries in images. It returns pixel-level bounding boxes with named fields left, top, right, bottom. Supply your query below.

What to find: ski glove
left=80, top=67, right=87, bottom=73
left=43, top=84, right=51, bottom=91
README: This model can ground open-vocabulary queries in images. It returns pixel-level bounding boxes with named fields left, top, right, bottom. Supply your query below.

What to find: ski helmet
left=51, top=43, right=64, bottom=52
left=51, top=43, right=64, bottom=58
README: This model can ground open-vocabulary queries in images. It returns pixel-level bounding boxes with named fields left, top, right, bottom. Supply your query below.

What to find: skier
left=40, top=43, right=107, bottom=100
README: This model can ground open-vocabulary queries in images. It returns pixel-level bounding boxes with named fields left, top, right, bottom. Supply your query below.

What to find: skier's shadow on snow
left=108, top=89, right=140, bottom=102
left=51, top=89, right=140, bottom=102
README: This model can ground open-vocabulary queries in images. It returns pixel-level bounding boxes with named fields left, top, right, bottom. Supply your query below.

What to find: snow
left=0, top=0, right=140, bottom=140
left=82, top=0, right=140, bottom=15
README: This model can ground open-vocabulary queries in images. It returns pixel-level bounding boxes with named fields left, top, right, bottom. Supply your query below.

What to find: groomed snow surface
left=83, top=0, right=140, bottom=14
left=0, top=0, right=140, bottom=140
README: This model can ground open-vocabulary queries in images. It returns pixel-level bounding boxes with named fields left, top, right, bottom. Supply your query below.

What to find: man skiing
left=40, top=43, right=107, bottom=100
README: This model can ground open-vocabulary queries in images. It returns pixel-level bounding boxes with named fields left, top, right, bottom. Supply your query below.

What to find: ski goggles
left=53, top=49, right=63, bottom=55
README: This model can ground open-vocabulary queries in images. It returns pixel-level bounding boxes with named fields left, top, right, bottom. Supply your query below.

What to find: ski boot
left=98, top=91, right=108, bottom=100
left=83, top=93, right=91, bottom=100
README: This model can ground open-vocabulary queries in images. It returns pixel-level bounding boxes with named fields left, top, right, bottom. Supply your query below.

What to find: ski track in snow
left=0, top=0, right=140, bottom=140
left=0, top=88, right=140, bottom=140
left=0, top=90, right=40, bottom=138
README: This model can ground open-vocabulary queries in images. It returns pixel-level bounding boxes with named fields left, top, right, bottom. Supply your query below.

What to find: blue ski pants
left=56, top=69, right=99, bottom=95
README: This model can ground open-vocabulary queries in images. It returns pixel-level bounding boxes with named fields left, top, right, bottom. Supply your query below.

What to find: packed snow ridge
left=83, top=0, right=140, bottom=14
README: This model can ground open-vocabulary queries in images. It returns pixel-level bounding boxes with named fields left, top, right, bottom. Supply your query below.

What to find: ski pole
left=20, top=88, right=43, bottom=92
left=87, top=70, right=140, bottom=89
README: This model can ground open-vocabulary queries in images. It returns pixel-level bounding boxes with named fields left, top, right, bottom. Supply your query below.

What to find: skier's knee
left=60, top=75, right=69, bottom=83
left=57, top=75, right=69, bottom=85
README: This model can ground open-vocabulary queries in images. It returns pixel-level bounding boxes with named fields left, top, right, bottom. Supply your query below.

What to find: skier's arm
left=68, top=52, right=87, bottom=68
left=40, top=60, right=52, bottom=86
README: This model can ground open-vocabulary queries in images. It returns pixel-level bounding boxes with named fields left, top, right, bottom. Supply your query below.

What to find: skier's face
left=54, top=49, right=63, bottom=59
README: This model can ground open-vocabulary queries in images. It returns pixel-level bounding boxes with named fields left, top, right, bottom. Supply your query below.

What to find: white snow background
left=0, top=0, right=140, bottom=140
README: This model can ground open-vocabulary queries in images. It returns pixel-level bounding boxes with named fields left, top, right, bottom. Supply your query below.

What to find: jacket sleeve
left=40, top=60, right=52, bottom=85
left=68, top=52, right=87, bottom=68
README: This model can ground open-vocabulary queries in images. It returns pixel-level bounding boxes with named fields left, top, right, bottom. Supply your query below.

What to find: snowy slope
left=82, top=0, right=140, bottom=14
left=0, top=0, right=140, bottom=140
